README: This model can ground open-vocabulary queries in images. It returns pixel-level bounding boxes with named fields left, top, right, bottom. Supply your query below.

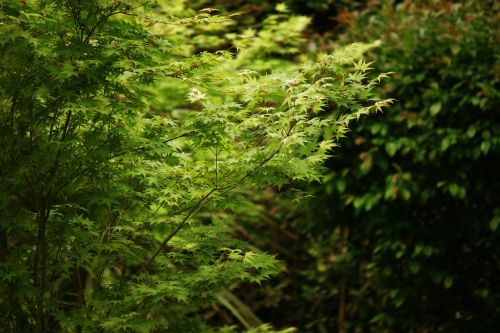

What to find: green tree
left=0, top=1, right=390, bottom=331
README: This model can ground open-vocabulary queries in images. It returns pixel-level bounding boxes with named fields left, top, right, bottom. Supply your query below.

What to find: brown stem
left=7, top=71, right=23, bottom=130
left=338, top=225, right=349, bottom=333
left=0, top=228, right=7, bottom=262
left=82, top=4, right=123, bottom=44
left=34, top=206, right=50, bottom=333
left=338, top=285, right=346, bottom=333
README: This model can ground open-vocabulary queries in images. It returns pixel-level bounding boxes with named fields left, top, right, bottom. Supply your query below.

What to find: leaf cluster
left=0, top=1, right=390, bottom=332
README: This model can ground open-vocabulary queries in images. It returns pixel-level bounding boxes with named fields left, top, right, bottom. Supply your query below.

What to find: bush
left=308, top=1, right=500, bottom=332
left=226, top=1, right=500, bottom=332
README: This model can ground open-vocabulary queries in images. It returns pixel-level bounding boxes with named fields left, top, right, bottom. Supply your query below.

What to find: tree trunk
left=34, top=207, right=49, bottom=333
left=338, top=284, right=346, bottom=333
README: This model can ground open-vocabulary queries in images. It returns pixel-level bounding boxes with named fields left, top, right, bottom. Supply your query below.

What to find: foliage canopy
left=0, top=1, right=391, bottom=332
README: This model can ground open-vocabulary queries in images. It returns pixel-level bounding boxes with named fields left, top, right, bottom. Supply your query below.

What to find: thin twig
left=147, top=187, right=217, bottom=266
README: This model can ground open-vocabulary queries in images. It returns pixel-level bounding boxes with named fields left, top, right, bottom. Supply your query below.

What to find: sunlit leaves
left=0, top=1, right=390, bottom=331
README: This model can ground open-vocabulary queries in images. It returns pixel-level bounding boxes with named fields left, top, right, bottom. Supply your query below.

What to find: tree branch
left=147, top=187, right=217, bottom=266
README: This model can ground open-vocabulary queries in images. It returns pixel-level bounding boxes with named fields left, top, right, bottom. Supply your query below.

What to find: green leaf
left=409, top=261, right=421, bottom=274
left=444, top=277, right=454, bottom=289
left=489, top=216, right=500, bottom=232
left=480, top=141, right=491, bottom=154
left=385, top=142, right=398, bottom=157
left=430, top=102, right=442, bottom=116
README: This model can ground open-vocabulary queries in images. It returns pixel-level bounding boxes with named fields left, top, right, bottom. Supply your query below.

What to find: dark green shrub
left=307, top=1, right=500, bottom=332
left=225, top=1, right=500, bottom=332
